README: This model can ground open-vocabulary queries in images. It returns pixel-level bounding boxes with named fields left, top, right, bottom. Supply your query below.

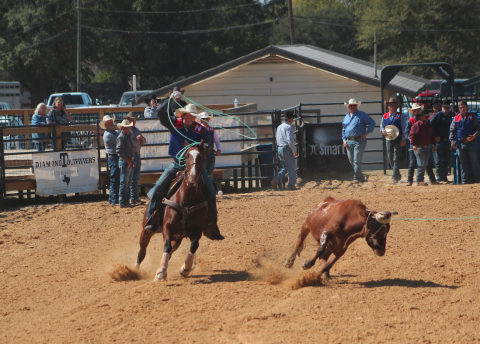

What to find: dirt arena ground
left=1, top=171, right=480, bottom=343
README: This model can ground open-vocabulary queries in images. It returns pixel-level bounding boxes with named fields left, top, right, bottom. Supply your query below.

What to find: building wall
left=180, top=59, right=391, bottom=170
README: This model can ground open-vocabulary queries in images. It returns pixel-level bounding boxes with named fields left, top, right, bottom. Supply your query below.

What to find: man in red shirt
left=410, top=109, right=437, bottom=186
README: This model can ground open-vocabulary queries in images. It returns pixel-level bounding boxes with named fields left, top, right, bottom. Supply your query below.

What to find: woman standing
left=48, top=97, right=72, bottom=150
left=31, top=103, right=51, bottom=152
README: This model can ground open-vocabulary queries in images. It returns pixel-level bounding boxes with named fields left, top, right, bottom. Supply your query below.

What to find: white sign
left=135, top=117, right=242, bottom=172
left=33, top=150, right=99, bottom=196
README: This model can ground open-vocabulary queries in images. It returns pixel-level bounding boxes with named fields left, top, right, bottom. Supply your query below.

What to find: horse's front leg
left=135, top=229, right=155, bottom=270
left=179, top=234, right=200, bottom=277
left=154, top=225, right=174, bottom=281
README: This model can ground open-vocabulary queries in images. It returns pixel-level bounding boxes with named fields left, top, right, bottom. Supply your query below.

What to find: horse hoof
left=154, top=270, right=167, bottom=281
left=179, top=266, right=191, bottom=277
left=283, top=259, right=294, bottom=269
left=321, top=272, right=330, bottom=279
left=302, top=261, right=312, bottom=270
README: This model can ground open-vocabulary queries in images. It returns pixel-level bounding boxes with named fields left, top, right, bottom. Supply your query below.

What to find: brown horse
left=135, top=143, right=209, bottom=281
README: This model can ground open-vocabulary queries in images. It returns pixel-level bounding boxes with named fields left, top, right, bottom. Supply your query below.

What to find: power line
left=0, top=28, right=74, bottom=57
left=81, top=19, right=277, bottom=35
left=293, top=17, right=480, bottom=32
left=81, top=3, right=260, bottom=14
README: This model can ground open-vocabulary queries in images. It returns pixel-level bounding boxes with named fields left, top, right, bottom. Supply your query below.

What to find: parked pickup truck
left=46, top=92, right=93, bottom=108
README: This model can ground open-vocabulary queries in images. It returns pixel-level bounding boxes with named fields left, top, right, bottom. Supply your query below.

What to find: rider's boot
left=204, top=201, right=224, bottom=240
left=145, top=192, right=166, bottom=232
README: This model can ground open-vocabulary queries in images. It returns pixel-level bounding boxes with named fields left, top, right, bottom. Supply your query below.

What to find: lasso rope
left=166, top=94, right=258, bottom=165
left=394, top=216, right=480, bottom=221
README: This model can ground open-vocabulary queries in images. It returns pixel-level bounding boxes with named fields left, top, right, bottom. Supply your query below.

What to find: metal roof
left=139, top=45, right=429, bottom=102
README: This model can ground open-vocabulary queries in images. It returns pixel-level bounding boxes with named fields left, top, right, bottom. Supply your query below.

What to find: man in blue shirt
left=271, top=111, right=297, bottom=190
left=342, top=99, right=376, bottom=183
left=380, top=97, right=407, bottom=183
left=101, top=115, right=120, bottom=206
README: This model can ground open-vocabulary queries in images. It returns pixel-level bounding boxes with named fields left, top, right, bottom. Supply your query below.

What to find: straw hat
left=408, top=103, right=424, bottom=114
left=175, top=104, right=199, bottom=117
left=384, top=125, right=399, bottom=141
left=117, top=119, right=134, bottom=129
left=99, top=115, right=115, bottom=130
left=344, top=98, right=361, bottom=109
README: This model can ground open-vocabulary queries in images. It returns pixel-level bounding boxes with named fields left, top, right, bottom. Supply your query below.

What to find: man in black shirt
left=430, top=99, right=453, bottom=182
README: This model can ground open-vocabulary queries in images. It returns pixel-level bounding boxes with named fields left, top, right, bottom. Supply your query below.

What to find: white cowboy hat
left=197, top=111, right=212, bottom=120
left=344, top=98, right=361, bottom=109
left=384, top=125, right=399, bottom=141
left=409, top=103, right=424, bottom=114
left=117, top=119, right=134, bottom=129
left=175, top=103, right=199, bottom=117
left=99, top=115, right=115, bottom=130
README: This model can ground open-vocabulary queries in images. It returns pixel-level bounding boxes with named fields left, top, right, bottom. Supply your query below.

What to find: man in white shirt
left=271, top=111, right=297, bottom=191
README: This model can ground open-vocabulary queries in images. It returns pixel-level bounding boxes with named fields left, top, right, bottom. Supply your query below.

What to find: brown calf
left=284, top=197, right=397, bottom=277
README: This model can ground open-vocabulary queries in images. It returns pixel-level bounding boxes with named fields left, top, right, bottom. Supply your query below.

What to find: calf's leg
left=284, top=223, right=310, bottom=268
left=302, top=232, right=329, bottom=270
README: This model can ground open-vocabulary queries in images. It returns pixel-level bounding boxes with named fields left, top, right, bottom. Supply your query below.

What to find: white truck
left=46, top=92, right=93, bottom=108
left=0, top=81, right=21, bottom=109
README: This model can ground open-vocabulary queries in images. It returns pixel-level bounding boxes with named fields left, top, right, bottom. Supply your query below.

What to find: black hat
left=169, top=86, right=185, bottom=94
left=144, top=94, right=157, bottom=104
left=431, top=98, right=441, bottom=107
left=285, top=111, right=295, bottom=119
left=441, top=99, right=451, bottom=107
left=419, top=109, right=431, bottom=117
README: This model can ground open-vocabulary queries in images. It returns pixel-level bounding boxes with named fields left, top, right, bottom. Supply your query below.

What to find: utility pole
left=374, top=32, right=378, bottom=78
left=288, top=0, right=296, bottom=45
left=77, top=0, right=81, bottom=92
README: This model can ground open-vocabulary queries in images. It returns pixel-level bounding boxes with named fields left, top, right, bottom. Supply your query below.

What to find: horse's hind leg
left=135, top=229, right=155, bottom=269
left=180, top=236, right=200, bottom=277
left=284, top=222, right=310, bottom=268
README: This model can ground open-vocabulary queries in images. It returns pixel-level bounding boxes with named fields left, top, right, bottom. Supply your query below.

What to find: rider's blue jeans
left=146, top=160, right=217, bottom=220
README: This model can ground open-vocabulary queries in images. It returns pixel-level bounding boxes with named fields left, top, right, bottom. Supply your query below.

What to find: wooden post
left=24, top=110, right=30, bottom=149
left=233, top=169, right=238, bottom=191
left=241, top=165, right=245, bottom=190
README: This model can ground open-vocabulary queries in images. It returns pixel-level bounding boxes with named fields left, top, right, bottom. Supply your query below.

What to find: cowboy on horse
left=144, top=91, right=224, bottom=240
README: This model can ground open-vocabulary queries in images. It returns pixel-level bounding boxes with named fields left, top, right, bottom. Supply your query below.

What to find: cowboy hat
left=344, top=98, right=361, bottom=109
left=418, top=109, right=431, bottom=117
left=144, top=94, right=157, bottom=105
left=384, top=125, right=399, bottom=141
left=197, top=111, right=213, bottom=120
left=117, top=119, right=134, bottom=129
left=175, top=104, right=199, bottom=117
left=431, top=98, right=442, bottom=107
left=123, top=112, right=137, bottom=121
left=385, top=98, right=400, bottom=109
left=408, top=103, right=424, bottom=114
left=99, top=115, right=115, bottom=130
left=169, top=86, right=185, bottom=94
left=441, top=99, right=451, bottom=107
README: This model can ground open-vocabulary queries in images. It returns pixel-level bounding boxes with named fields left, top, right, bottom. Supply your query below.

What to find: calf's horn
left=391, top=211, right=398, bottom=215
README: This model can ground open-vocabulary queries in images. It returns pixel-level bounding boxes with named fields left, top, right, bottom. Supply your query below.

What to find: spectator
left=31, top=103, right=51, bottom=152
left=430, top=99, right=453, bottom=183
left=197, top=111, right=221, bottom=179
left=341, top=98, right=376, bottom=183
left=442, top=100, right=457, bottom=176
left=271, top=111, right=297, bottom=191
left=381, top=97, right=406, bottom=183
left=143, top=95, right=158, bottom=119
left=124, top=112, right=146, bottom=205
left=100, top=115, right=120, bottom=206
left=48, top=97, right=72, bottom=151
left=116, top=119, right=135, bottom=208
left=410, top=109, right=437, bottom=186
left=406, top=106, right=438, bottom=186
left=449, top=101, right=480, bottom=184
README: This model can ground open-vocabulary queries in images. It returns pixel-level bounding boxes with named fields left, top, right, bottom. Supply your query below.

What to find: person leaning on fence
left=48, top=97, right=72, bottom=151
left=124, top=112, right=146, bottom=205
left=101, top=115, right=120, bottom=206
left=341, top=98, right=376, bottom=183
left=409, top=109, right=437, bottom=186
left=32, top=103, right=51, bottom=152
left=197, top=111, right=221, bottom=179
left=380, top=97, right=406, bottom=183
left=271, top=110, right=297, bottom=191
left=143, top=94, right=158, bottom=119
left=449, top=101, right=480, bottom=184
left=406, top=104, right=438, bottom=186
left=430, top=99, right=453, bottom=183
left=116, top=119, right=136, bottom=208
left=144, top=92, right=223, bottom=240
